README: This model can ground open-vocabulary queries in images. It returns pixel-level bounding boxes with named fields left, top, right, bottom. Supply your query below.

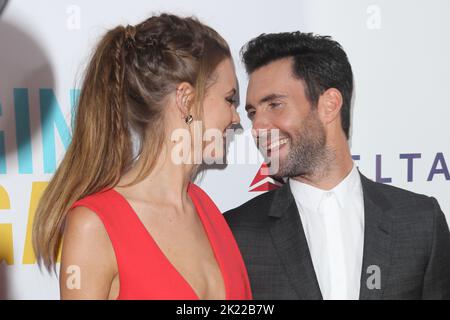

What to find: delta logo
left=249, top=163, right=284, bottom=192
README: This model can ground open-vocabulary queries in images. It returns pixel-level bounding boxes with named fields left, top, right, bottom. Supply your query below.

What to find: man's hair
left=241, top=32, right=353, bottom=139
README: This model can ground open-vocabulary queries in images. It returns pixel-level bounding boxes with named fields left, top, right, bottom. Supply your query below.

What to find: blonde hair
left=32, top=13, right=231, bottom=272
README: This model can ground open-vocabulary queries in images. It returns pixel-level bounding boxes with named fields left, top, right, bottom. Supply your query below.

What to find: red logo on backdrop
left=249, top=163, right=285, bottom=192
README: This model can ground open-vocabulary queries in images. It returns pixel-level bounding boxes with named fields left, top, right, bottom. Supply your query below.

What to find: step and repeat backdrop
left=0, top=0, right=449, bottom=299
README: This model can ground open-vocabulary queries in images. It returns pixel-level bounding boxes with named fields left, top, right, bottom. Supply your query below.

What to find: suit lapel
left=267, top=173, right=394, bottom=300
left=268, top=183, right=323, bottom=300
left=358, top=173, right=393, bottom=300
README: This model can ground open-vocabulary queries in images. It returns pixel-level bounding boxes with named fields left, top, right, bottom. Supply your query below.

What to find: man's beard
left=273, top=110, right=332, bottom=178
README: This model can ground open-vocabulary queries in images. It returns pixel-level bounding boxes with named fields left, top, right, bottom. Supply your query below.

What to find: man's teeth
left=267, top=138, right=288, bottom=150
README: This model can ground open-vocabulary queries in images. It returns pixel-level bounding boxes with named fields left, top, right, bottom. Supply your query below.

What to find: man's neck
left=292, top=147, right=354, bottom=191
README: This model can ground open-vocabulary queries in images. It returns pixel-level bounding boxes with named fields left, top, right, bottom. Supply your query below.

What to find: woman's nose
left=231, top=106, right=240, bottom=125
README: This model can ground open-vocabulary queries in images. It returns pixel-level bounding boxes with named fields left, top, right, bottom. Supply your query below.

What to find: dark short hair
left=241, top=32, right=353, bottom=139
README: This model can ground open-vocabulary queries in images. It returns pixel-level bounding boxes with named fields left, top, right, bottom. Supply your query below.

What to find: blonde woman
left=32, top=13, right=252, bottom=300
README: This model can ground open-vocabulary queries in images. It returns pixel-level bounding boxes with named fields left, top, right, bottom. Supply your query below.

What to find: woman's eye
left=226, top=97, right=236, bottom=105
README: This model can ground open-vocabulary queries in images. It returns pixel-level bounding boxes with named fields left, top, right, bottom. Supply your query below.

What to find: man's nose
left=251, top=113, right=273, bottom=140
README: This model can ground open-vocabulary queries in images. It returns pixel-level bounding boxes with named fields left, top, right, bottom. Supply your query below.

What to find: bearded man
left=224, top=32, right=450, bottom=300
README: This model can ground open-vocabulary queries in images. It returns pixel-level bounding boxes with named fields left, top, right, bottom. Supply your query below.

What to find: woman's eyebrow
left=226, top=88, right=237, bottom=95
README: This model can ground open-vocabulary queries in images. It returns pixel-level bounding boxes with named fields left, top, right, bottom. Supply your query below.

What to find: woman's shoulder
left=70, top=188, right=116, bottom=210
left=65, top=190, right=117, bottom=254
left=68, top=188, right=122, bottom=228
left=66, top=205, right=106, bottom=236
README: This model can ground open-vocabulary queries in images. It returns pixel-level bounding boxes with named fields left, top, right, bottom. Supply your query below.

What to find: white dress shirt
left=289, top=163, right=365, bottom=300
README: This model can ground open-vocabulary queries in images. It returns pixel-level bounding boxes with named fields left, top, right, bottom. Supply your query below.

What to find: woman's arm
left=59, top=206, right=118, bottom=299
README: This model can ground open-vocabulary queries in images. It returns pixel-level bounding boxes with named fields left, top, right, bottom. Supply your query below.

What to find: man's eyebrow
left=245, top=93, right=287, bottom=112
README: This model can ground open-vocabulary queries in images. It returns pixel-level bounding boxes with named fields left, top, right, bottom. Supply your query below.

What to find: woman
left=32, top=13, right=252, bottom=300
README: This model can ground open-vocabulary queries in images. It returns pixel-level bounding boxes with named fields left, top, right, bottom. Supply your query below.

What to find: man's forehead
left=246, top=72, right=295, bottom=106
left=248, top=57, right=294, bottom=82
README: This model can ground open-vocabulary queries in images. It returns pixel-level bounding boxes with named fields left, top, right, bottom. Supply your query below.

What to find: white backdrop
left=0, top=0, right=449, bottom=299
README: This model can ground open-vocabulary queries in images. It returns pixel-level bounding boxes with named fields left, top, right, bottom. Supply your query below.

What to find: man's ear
left=175, top=82, right=195, bottom=118
left=317, top=88, right=343, bottom=124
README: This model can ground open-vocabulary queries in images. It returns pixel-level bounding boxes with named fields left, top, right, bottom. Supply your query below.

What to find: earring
left=185, top=114, right=193, bottom=125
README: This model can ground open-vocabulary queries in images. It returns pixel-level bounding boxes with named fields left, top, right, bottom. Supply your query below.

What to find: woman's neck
left=116, top=144, right=196, bottom=209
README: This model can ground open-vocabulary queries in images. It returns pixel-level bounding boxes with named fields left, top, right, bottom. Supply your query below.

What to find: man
left=224, top=32, right=450, bottom=299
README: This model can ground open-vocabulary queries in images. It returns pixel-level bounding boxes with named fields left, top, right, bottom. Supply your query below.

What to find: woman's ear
left=317, top=88, right=343, bottom=124
left=175, top=82, right=195, bottom=118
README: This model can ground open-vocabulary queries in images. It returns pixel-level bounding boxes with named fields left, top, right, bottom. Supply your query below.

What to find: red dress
left=69, top=182, right=252, bottom=300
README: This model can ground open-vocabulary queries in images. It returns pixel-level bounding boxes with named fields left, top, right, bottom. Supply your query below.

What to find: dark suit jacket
left=224, top=173, right=450, bottom=299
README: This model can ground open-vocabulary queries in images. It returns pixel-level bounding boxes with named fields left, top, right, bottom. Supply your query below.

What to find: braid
left=108, top=26, right=132, bottom=175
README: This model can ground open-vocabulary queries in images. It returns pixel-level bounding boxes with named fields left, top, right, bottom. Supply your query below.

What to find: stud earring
left=185, top=114, right=193, bottom=125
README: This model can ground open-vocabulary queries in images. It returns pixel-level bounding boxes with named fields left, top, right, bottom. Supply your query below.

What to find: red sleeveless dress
left=69, top=182, right=252, bottom=300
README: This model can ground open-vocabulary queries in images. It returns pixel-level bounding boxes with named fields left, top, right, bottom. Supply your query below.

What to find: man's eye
left=269, top=102, right=281, bottom=108
left=247, top=110, right=256, bottom=119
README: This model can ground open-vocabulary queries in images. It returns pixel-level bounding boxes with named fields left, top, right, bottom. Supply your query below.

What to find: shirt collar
left=332, top=163, right=361, bottom=209
left=288, top=163, right=361, bottom=212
